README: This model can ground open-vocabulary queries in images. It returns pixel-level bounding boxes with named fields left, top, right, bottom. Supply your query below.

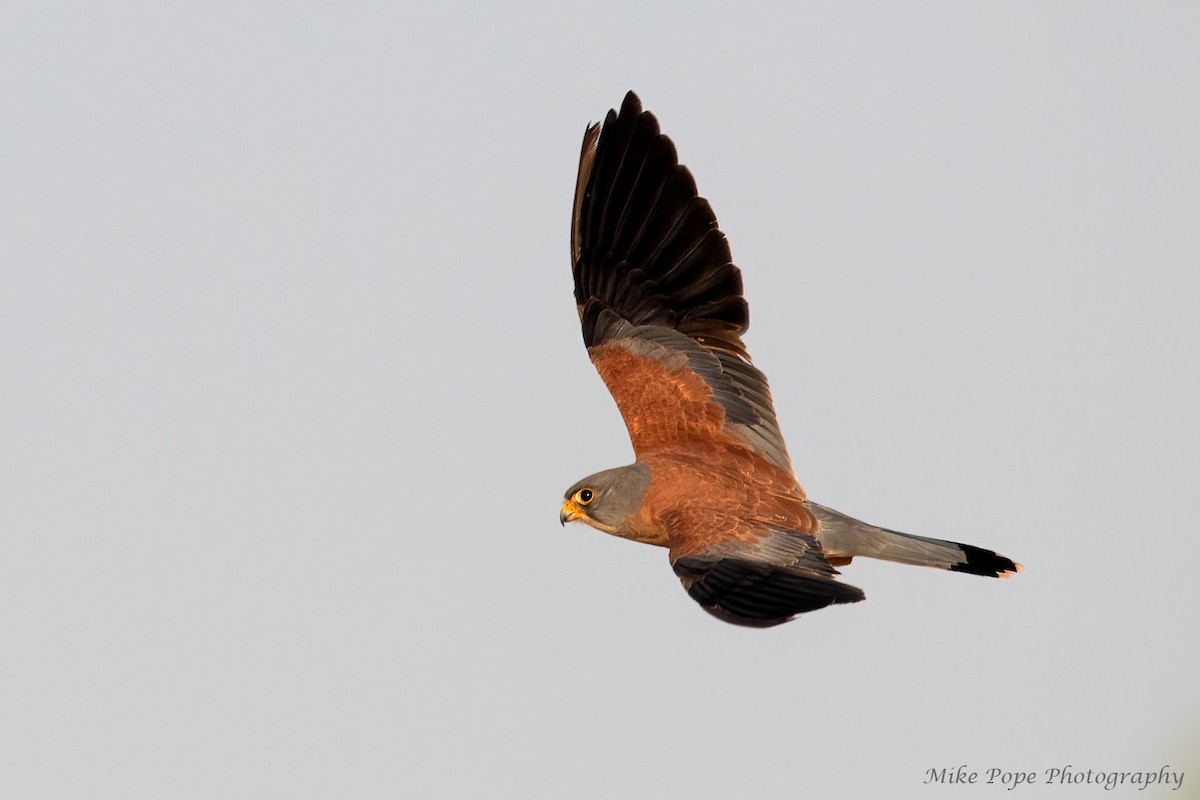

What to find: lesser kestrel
left=561, top=92, right=1021, bottom=627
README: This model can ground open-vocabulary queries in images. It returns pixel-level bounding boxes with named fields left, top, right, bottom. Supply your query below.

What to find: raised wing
left=571, top=91, right=793, bottom=473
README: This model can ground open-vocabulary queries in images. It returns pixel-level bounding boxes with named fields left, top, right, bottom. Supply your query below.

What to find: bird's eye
left=576, top=488, right=595, bottom=505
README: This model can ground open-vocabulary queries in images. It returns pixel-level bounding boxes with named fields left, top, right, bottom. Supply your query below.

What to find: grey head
left=560, top=463, right=651, bottom=537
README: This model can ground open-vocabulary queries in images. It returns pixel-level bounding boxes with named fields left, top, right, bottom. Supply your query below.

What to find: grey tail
left=811, top=503, right=1022, bottom=578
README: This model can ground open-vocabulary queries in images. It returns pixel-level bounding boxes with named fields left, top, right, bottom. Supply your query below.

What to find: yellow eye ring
left=575, top=488, right=595, bottom=505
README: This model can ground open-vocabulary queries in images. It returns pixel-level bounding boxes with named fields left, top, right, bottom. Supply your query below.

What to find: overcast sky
left=2, top=2, right=1198, bottom=798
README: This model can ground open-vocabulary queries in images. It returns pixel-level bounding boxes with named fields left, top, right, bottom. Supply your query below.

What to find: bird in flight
left=561, top=91, right=1022, bottom=627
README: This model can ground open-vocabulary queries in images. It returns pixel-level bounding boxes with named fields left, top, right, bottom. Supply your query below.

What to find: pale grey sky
left=2, top=2, right=1198, bottom=798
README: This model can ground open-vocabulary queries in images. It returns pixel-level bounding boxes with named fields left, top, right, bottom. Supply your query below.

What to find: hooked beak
left=560, top=499, right=583, bottom=526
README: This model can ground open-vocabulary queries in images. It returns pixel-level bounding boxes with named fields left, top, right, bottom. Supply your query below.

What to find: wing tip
left=621, top=89, right=643, bottom=117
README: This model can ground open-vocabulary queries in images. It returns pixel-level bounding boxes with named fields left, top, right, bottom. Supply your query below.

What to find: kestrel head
left=560, top=464, right=651, bottom=537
